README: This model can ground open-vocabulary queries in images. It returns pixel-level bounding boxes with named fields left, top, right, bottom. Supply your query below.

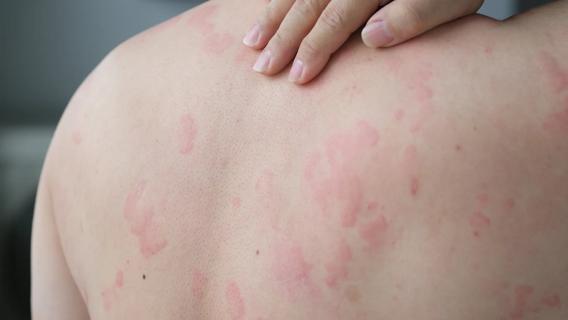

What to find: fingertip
left=243, top=23, right=261, bottom=47
left=361, top=20, right=394, bottom=48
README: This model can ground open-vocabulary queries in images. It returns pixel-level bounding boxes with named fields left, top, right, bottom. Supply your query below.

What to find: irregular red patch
left=123, top=182, right=168, bottom=258
left=225, top=281, right=246, bottom=320
left=325, top=238, right=353, bottom=288
left=101, top=270, right=125, bottom=312
left=192, top=270, right=208, bottom=300
left=510, top=285, right=535, bottom=320
left=410, top=176, right=420, bottom=197
left=469, top=210, right=491, bottom=238
left=539, top=51, right=568, bottom=94
left=358, top=215, right=389, bottom=251
left=115, top=270, right=124, bottom=288
left=541, top=293, right=561, bottom=308
left=271, top=241, right=316, bottom=298
left=231, top=197, right=241, bottom=209
left=179, top=113, right=198, bottom=155
left=72, top=130, right=82, bottom=145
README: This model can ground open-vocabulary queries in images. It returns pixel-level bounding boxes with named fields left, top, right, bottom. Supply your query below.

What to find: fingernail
left=243, top=23, right=260, bottom=47
left=288, top=59, right=304, bottom=83
left=362, top=20, right=394, bottom=47
left=253, top=50, right=271, bottom=73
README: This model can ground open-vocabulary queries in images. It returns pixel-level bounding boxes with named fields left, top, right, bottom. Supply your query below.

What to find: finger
left=362, top=0, right=484, bottom=48
left=243, top=0, right=296, bottom=49
left=289, top=0, right=381, bottom=84
left=252, top=0, right=331, bottom=75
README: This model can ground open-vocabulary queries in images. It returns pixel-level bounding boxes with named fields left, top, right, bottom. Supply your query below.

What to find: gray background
left=0, top=0, right=551, bottom=319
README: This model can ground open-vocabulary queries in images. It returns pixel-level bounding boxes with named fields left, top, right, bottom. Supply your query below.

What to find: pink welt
left=358, top=215, right=389, bottom=251
left=123, top=182, right=168, bottom=258
left=178, top=113, right=198, bottom=155
left=271, top=242, right=315, bottom=297
left=325, top=238, right=353, bottom=288
left=539, top=51, right=568, bottom=94
left=469, top=210, right=491, bottom=238
left=541, top=293, right=562, bottom=308
left=225, top=281, right=246, bottom=320
left=510, top=285, right=534, bottom=320
left=192, top=270, right=208, bottom=301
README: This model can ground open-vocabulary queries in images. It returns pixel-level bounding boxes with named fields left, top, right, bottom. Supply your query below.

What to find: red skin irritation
left=510, top=285, right=537, bottom=320
left=123, top=182, right=168, bottom=258
left=231, top=196, right=241, bottom=209
left=541, top=293, right=562, bottom=308
left=542, top=103, right=568, bottom=134
left=72, top=130, right=82, bottom=145
left=225, top=281, right=246, bottom=320
left=192, top=270, right=208, bottom=300
left=324, top=238, right=353, bottom=288
left=101, top=270, right=125, bottom=312
left=271, top=241, right=319, bottom=298
left=358, top=214, right=389, bottom=251
left=179, top=113, right=198, bottom=155
left=469, top=210, right=491, bottom=238
left=539, top=51, right=568, bottom=94
left=304, top=121, right=380, bottom=228
left=186, top=3, right=235, bottom=54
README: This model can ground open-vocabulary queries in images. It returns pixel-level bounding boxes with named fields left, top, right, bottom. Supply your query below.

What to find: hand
left=242, top=0, right=484, bottom=84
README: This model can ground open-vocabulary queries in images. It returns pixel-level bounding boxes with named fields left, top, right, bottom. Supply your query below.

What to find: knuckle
left=320, top=4, right=348, bottom=33
left=299, top=37, right=322, bottom=59
left=295, top=0, right=323, bottom=19
left=271, top=30, right=294, bottom=49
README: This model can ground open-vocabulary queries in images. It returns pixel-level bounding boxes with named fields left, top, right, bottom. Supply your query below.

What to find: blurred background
left=0, top=0, right=552, bottom=318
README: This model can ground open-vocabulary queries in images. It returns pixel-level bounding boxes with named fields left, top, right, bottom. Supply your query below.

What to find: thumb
left=362, top=0, right=484, bottom=48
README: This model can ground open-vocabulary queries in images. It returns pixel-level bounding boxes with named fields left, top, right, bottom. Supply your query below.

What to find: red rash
left=271, top=241, right=317, bottom=298
left=123, top=182, right=168, bottom=258
left=510, top=285, right=535, bottom=320
left=101, top=270, right=125, bottom=312
left=304, top=121, right=380, bottom=228
left=469, top=210, right=491, bottom=238
left=192, top=270, right=208, bottom=300
left=358, top=214, right=389, bottom=251
left=540, top=293, right=562, bottom=308
left=186, top=3, right=235, bottom=54
left=179, top=113, right=198, bottom=155
left=225, top=281, right=246, bottom=320
left=539, top=51, right=568, bottom=94
left=324, top=238, right=353, bottom=288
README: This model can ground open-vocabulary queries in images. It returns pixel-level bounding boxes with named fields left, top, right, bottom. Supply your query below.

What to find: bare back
left=32, top=0, right=568, bottom=319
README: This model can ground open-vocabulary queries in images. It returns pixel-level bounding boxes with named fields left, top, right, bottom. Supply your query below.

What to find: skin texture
left=32, top=0, right=568, bottom=319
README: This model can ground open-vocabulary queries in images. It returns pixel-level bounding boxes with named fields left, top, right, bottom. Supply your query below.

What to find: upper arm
left=31, top=176, right=89, bottom=320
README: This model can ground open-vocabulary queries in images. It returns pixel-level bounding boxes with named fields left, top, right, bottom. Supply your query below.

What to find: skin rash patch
left=101, top=270, right=125, bottom=312
left=304, top=121, right=380, bottom=228
left=123, top=182, right=168, bottom=258
left=178, top=113, right=198, bottom=155
left=225, top=281, right=246, bottom=320
left=324, top=238, right=353, bottom=288
left=186, top=3, right=235, bottom=54
left=192, top=270, right=208, bottom=301
left=270, top=241, right=319, bottom=299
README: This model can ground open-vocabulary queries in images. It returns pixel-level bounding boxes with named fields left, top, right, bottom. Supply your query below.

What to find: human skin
left=32, top=0, right=568, bottom=319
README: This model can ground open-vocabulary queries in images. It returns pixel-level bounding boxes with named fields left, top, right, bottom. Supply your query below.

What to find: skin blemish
left=542, top=103, right=568, bottom=134
left=504, top=198, right=516, bottom=211
left=358, top=214, right=389, bottom=251
left=178, top=113, right=198, bottom=155
left=225, top=281, right=246, bottom=320
left=256, top=249, right=260, bottom=256
left=231, top=197, right=241, bottom=209
left=469, top=210, right=491, bottom=238
left=72, top=130, right=82, bottom=145
left=410, top=176, right=420, bottom=197
left=304, top=121, right=380, bottom=228
left=455, top=144, right=462, bottom=152
left=541, top=293, right=561, bottom=308
left=324, top=238, right=353, bottom=288
left=192, top=270, right=208, bottom=301
left=271, top=241, right=317, bottom=298
left=510, top=285, right=535, bottom=320
left=115, top=270, right=124, bottom=288
left=123, top=182, right=168, bottom=258
left=367, top=201, right=378, bottom=211
left=142, top=274, right=146, bottom=280
left=539, top=51, right=568, bottom=94
left=101, top=270, right=125, bottom=312
left=477, top=193, right=490, bottom=207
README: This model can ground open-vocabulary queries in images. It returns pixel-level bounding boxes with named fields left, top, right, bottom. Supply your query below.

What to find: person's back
left=32, top=0, right=568, bottom=319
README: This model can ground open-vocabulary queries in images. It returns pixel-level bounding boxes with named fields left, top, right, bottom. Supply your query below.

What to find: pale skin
left=32, top=0, right=568, bottom=319
left=244, top=0, right=484, bottom=83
